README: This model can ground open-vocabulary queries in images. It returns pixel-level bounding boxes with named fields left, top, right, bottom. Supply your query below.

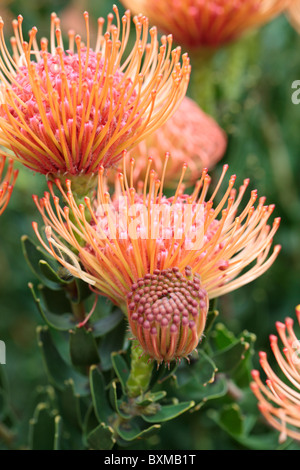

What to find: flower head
left=0, top=8, right=190, bottom=183
left=121, top=0, right=292, bottom=49
left=112, top=96, right=227, bottom=187
left=0, top=155, right=18, bottom=215
left=127, top=266, right=208, bottom=363
left=251, top=305, right=300, bottom=443
left=32, top=156, right=280, bottom=362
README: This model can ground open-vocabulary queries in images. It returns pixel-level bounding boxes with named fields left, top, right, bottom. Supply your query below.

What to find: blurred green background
left=0, top=0, right=300, bottom=450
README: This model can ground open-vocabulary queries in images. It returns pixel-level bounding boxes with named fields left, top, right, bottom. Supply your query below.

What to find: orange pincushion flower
left=121, top=0, right=292, bottom=49
left=0, top=7, right=190, bottom=180
left=113, top=96, right=227, bottom=187
left=0, top=156, right=18, bottom=215
left=32, top=156, right=281, bottom=362
left=251, top=305, right=300, bottom=443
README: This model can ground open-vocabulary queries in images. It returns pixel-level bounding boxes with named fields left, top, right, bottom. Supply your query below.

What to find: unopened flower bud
left=127, top=266, right=208, bottom=364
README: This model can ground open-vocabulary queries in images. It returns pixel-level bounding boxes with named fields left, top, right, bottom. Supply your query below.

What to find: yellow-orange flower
left=0, top=155, right=18, bottom=215
left=32, top=156, right=280, bottom=362
left=0, top=7, right=190, bottom=180
left=111, top=96, right=227, bottom=187
left=251, top=305, right=300, bottom=443
left=121, top=0, right=293, bottom=48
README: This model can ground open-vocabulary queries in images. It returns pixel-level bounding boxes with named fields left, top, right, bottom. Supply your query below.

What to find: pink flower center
left=7, top=49, right=140, bottom=174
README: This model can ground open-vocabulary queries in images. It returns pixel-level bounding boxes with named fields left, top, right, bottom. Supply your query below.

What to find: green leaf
left=208, top=404, right=279, bottom=450
left=219, top=404, right=244, bottom=436
left=111, top=380, right=131, bottom=419
left=38, top=283, right=72, bottom=315
left=98, top=318, right=127, bottom=371
left=116, top=419, right=160, bottom=442
left=212, top=322, right=236, bottom=350
left=56, top=379, right=83, bottom=430
left=54, top=416, right=63, bottom=451
left=39, top=259, right=73, bottom=286
left=74, top=278, right=93, bottom=304
left=92, top=309, right=124, bottom=338
left=69, top=327, right=100, bottom=366
left=87, top=422, right=116, bottom=450
left=136, top=391, right=167, bottom=407
left=111, top=352, right=130, bottom=394
left=21, top=235, right=62, bottom=290
left=82, top=404, right=99, bottom=440
left=142, top=400, right=195, bottom=423
left=29, top=283, right=76, bottom=331
left=174, top=350, right=227, bottom=405
left=89, top=366, right=114, bottom=423
left=37, top=325, right=89, bottom=396
left=29, top=403, right=57, bottom=450
left=149, top=361, right=178, bottom=389
left=203, top=309, right=219, bottom=340
left=212, top=329, right=255, bottom=374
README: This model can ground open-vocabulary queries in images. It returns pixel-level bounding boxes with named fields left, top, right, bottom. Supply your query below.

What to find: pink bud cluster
left=127, top=266, right=208, bottom=364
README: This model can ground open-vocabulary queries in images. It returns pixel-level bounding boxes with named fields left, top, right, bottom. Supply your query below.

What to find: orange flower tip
left=275, top=321, right=286, bottom=330
left=265, top=379, right=273, bottom=388
left=259, top=351, right=267, bottom=360
left=269, top=334, right=278, bottom=345
left=32, top=221, right=38, bottom=231
left=296, top=305, right=300, bottom=325
left=284, top=317, right=294, bottom=328
left=251, top=370, right=260, bottom=380
left=274, top=245, right=282, bottom=254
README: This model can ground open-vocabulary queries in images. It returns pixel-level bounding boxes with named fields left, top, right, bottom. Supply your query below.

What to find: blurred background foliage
left=0, top=0, right=300, bottom=450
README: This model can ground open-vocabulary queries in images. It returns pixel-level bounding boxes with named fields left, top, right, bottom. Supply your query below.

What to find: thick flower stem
left=189, top=32, right=260, bottom=126
left=64, top=280, right=86, bottom=324
left=189, top=49, right=217, bottom=118
left=126, top=340, right=154, bottom=398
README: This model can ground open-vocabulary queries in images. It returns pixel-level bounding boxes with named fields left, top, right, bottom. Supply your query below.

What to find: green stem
left=189, top=49, right=217, bottom=117
left=126, top=340, right=154, bottom=398
left=71, top=301, right=86, bottom=324
left=65, top=280, right=86, bottom=324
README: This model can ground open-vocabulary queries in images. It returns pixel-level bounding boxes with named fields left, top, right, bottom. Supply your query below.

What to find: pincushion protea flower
left=112, top=96, right=227, bottom=188
left=0, top=7, right=190, bottom=189
left=32, top=157, right=281, bottom=363
left=251, top=305, right=300, bottom=443
left=0, top=156, right=18, bottom=215
left=121, top=0, right=292, bottom=49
